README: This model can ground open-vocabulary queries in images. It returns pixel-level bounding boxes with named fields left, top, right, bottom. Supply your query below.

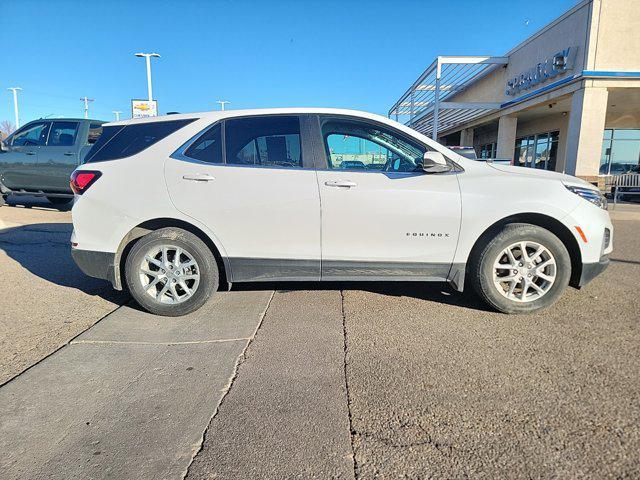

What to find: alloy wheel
left=139, top=245, right=200, bottom=304
left=492, top=241, right=557, bottom=303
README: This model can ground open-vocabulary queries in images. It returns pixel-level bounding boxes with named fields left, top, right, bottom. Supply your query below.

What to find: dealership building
left=389, top=0, right=640, bottom=183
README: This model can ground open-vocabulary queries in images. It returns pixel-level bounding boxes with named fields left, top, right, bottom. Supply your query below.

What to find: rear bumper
left=578, top=256, right=609, bottom=287
left=71, top=248, right=121, bottom=290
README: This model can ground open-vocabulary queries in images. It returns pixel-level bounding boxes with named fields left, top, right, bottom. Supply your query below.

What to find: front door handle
left=183, top=173, right=215, bottom=182
left=324, top=180, right=357, bottom=188
left=25, top=152, right=36, bottom=156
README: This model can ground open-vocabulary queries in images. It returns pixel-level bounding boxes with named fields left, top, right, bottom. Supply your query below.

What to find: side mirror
left=422, top=151, right=452, bottom=173
left=0, top=139, right=7, bottom=153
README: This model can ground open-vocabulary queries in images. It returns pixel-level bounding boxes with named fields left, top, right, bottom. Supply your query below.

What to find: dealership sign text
left=505, top=47, right=574, bottom=96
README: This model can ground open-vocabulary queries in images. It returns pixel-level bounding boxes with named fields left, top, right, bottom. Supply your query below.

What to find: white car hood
left=487, top=163, right=595, bottom=189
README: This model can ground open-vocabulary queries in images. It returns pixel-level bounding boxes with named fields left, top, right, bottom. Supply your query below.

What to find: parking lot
left=1, top=197, right=639, bottom=479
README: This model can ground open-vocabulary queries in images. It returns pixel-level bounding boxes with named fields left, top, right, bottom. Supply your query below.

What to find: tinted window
left=87, top=123, right=103, bottom=145
left=184, top=123, right=223, bottom=163
left=11, top=122, right=49, bottom=146
left=85, top=119, right=195, bottom=163
left=322, top=118, right=425, bottom=172
left=225, top=116, right=302, bottom=168
left=48, top=121, right=79, bottom=146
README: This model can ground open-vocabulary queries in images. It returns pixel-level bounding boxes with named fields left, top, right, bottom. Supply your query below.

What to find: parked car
left=70, top=108, right=612, bottom=316
left=447, top=146, right=477, bottom=159
left=0, top=118, right=104, bottom=205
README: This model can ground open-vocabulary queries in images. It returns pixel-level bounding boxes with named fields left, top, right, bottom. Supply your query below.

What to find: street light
left=216, top=100, right=230, bottom=111
left=7, top=87, right=22, bottom=128
left=112, top=110, right=123, bottom=121
left=134, top=52, right=161, bottom=102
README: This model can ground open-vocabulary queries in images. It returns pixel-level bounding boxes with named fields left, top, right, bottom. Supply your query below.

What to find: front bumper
left=71, top=248, right=121, bottom=290
left=578, top=255, right=609, bottom=287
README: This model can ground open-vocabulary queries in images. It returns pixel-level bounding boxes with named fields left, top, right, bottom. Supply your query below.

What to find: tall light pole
left=216, top=100, right=230, bottom=111
left=80, top=97, right=94, bottom=119
left=134, top=52, right=161, bottom=102
left=7, top=87, right=22, bottom=128
left=112, top=110, right=123, bottom=121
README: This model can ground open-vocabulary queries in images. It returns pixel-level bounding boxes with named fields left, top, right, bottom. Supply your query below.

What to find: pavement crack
left=181, top=290, right=275, bottom=480
left=340, top=289, right=359, bottom=480
left=0, top=302, right=126, bottom=389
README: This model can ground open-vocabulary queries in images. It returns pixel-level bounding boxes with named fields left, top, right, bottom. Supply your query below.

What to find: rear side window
left=225, top=116, right=302, bottom=168
left=85, top=119, right=195, bottom=163
left=184, top=123, right=222, bottom=163
left=48, top=121, right=79, bottom=146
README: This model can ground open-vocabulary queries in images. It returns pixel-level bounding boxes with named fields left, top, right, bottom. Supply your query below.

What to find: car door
left=0, top=122, right=49, bottom=191
left=37, top=120, right=81, bottom=192
left=313, top=115, right=462, bottom=280
left=165, top=114, right=322, bottom=282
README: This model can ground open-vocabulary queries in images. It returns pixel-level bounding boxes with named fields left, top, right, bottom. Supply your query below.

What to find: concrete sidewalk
left=187, top=289, right=355, bottom=479
left=0, top=291, right=273, bottom=480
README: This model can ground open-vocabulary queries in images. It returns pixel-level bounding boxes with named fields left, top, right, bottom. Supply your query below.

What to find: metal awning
left=388, top=56, right=508, bottom=139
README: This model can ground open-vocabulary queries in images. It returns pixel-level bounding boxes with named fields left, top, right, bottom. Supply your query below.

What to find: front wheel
left=468, top=223, right=571, bottom=314
left=125, top=228, right=219, bottom=316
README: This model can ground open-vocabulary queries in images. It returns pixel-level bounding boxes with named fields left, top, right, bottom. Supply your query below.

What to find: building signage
left=505, top=47, right=574, bottom=96
left=131, top=99, right=158, bottom=118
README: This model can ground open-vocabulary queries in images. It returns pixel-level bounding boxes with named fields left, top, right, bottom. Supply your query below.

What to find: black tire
left=124, top=227, right=219, bottom=316
left=47, top=197, right=73, bottom=205
left=468, top=223, right=571, bottom=314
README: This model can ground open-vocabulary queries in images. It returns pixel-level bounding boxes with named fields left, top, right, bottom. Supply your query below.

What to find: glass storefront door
left=600, top=129, right=640, bottom=175
left=513, top=131, right=559, bottom=170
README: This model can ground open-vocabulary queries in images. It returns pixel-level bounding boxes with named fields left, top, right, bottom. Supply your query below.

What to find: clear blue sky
left=0, top=0, right=577, bottom=124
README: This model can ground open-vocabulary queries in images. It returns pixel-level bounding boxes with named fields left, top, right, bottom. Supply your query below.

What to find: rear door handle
left=183, top=173, right=215, bottom=182
left=324, top=180, right=357, bottom=188
left=25, top=152, right=36, bottom=156
left=63, top=152, right=75, bottom=156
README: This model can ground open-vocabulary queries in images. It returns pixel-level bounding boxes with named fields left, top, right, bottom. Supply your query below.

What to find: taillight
left=70, top=170, right=101, bottom=194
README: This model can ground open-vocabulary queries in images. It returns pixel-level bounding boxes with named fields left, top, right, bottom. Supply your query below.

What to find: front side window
left=48, top=121, right=79, bottom=146
left=225, top=116, right=302, bottom=168
left=86, top=119, right=195, bottom=162
left=184, top=123, right=222, bottom=163
left=321, top=118, right=426, bottom=172
left=11, top=122, right=49, bottom=147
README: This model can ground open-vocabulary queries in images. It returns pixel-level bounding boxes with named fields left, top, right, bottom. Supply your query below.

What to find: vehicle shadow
left=6, top=195, right=73, bottom=212
left=0, top=222, right=126, bottom=304
left=233, top=280, right=493, bottom=313
left=0, top=214, right=488, bottom=313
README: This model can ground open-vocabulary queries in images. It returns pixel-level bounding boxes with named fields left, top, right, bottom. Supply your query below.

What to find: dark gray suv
left=0, top=118, right=104, bottom=206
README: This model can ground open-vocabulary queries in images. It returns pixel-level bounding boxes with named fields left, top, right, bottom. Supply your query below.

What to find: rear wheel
left=468, top=223, right=571, bottom=314
left=125, top=228, right=219, bottom=316
left=47, top=197, right=73, bottom=205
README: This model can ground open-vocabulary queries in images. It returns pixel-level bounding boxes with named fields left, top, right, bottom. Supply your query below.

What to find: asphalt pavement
left=1, top=197, right=638, bottom=479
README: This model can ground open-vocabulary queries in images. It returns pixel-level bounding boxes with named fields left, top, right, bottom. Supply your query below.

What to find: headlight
left=564, top=184, right=608, bottom=209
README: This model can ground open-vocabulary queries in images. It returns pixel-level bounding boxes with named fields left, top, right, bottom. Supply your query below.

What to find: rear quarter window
left=85, top=119, right=195, bottom=163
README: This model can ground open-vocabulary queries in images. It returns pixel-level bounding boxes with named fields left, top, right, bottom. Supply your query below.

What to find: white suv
left=70, top=108, right=612, bottom=316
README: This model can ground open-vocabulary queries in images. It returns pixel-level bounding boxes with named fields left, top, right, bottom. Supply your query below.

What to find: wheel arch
left=464, top=212, right=583, bottom=289
left=113, top=217, right=231, bottom=290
